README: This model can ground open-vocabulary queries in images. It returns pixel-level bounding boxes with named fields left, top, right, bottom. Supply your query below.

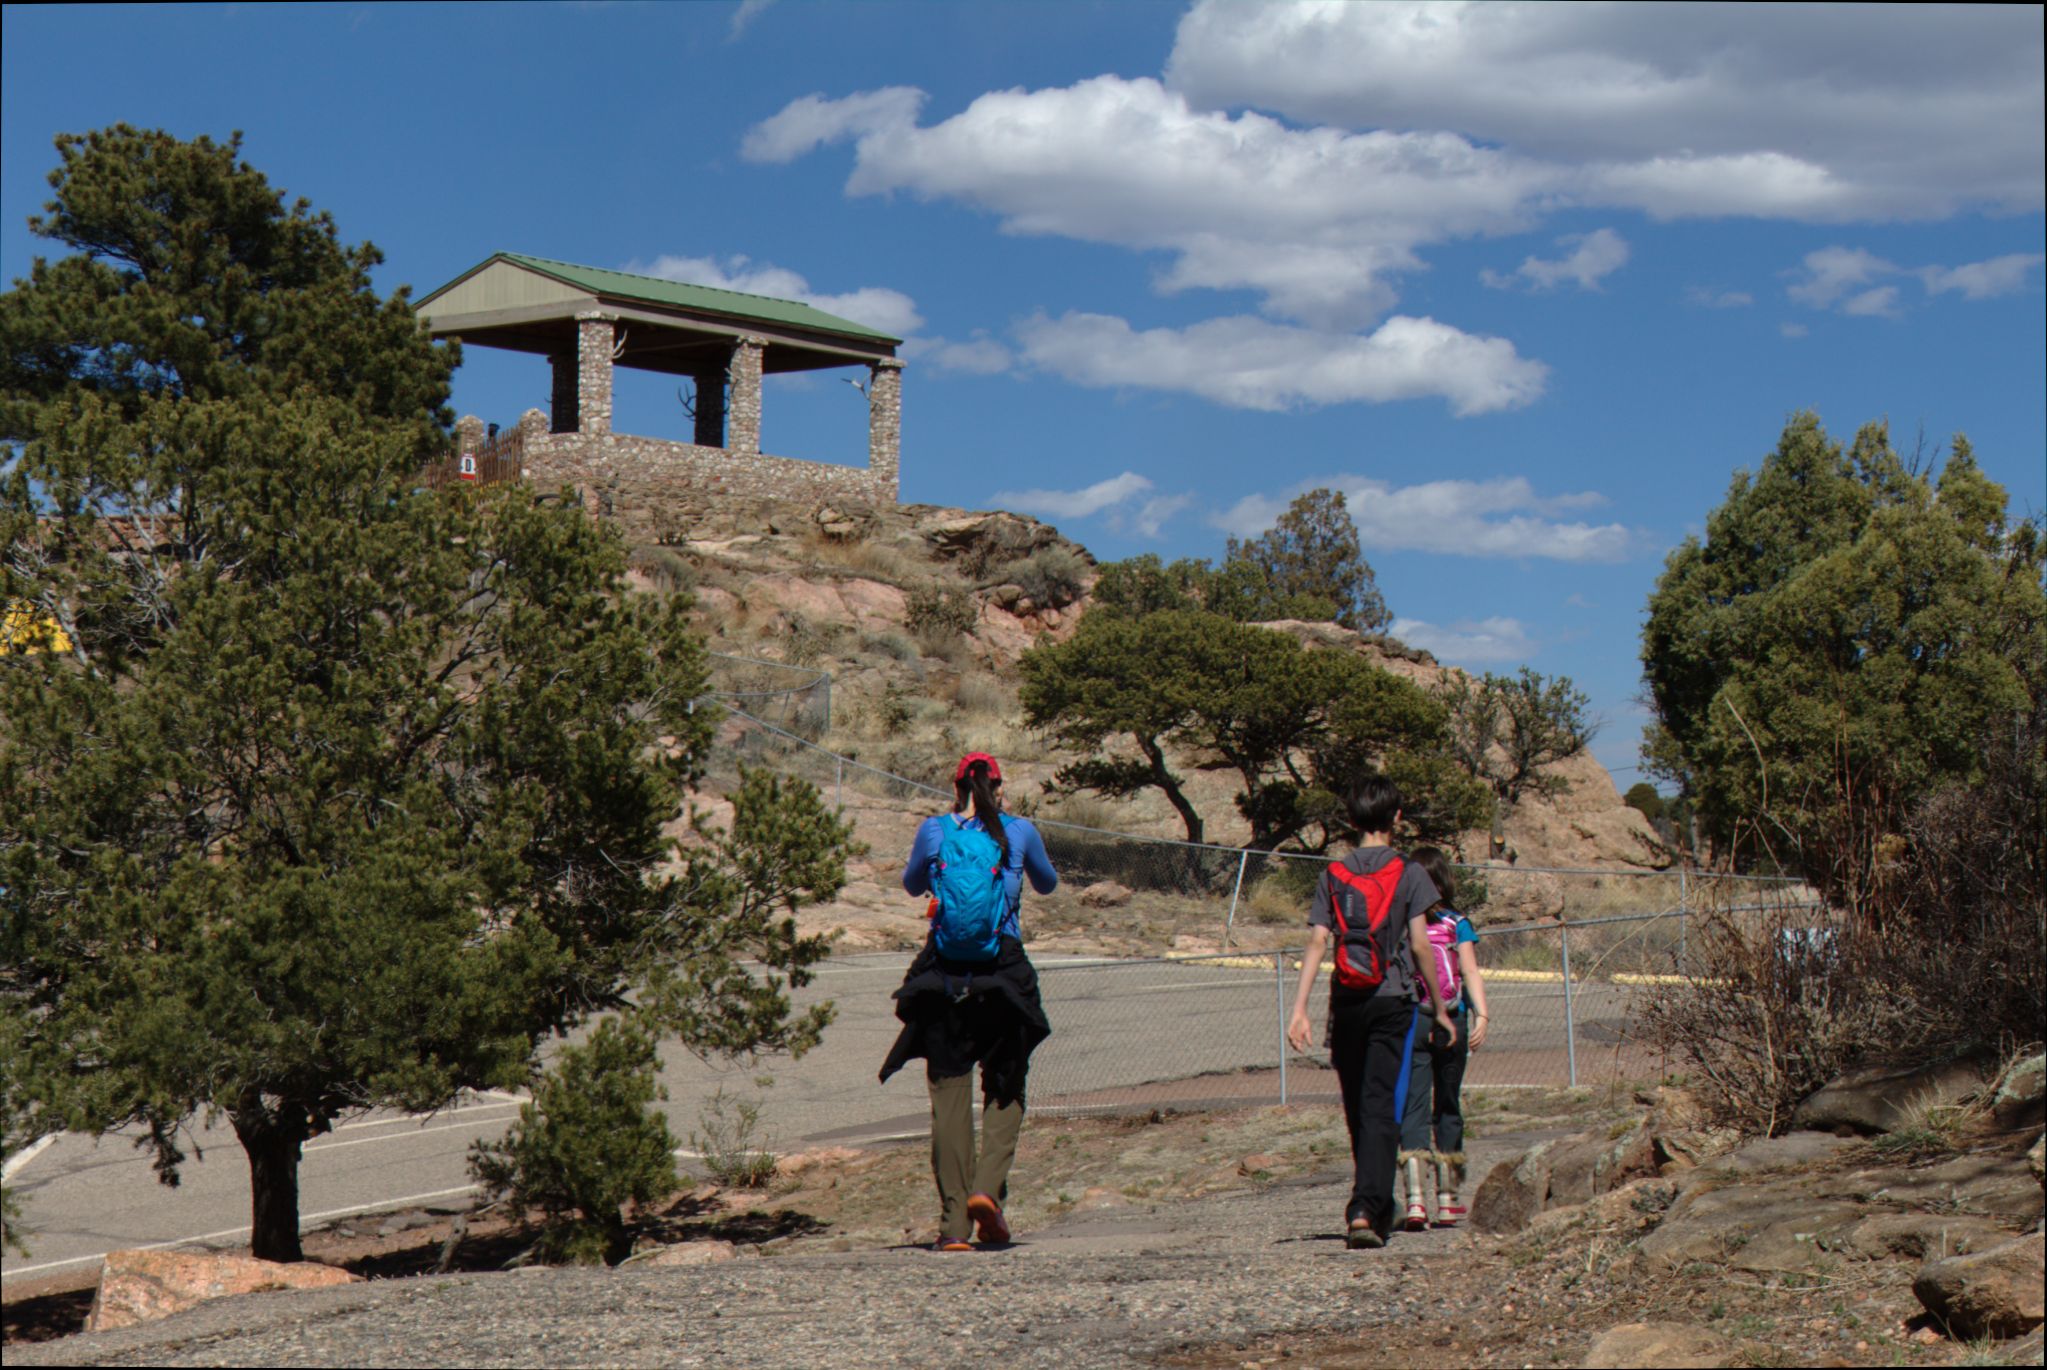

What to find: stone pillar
left=867, top=358, right=903, bottom=502
left=454, top=414, right=485, bottom=456
left=691, top=368, right=727, bottom=448
left=549, top=352, right=579, bottom=434
left=728, top=335, right=766, bottom=455
left=575, top=312, right=615, bottom=436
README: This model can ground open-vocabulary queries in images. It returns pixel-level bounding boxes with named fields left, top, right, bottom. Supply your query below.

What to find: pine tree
left=0, top=128, right=852, bottom=1262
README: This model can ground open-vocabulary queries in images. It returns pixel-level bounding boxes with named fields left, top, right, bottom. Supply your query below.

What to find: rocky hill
left=642, top=499, right=1667, bottom=951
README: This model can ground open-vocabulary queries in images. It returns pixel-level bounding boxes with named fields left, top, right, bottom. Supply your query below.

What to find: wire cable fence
left=698, top=687, right=1822, bottom=1099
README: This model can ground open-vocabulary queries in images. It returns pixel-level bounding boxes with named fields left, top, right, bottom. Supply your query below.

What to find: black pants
left=1329, top=992, right=1413, bottom=1233
left=1399, top=1012, right=1469, bottom=1157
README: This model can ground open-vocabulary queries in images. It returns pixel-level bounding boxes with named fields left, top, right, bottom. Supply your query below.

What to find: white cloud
left=1786, top=246, right=1896, bottom=309
left=993, top=470, right=1154, bottom=521
left=740, top=87, right=927, bottom=164
left=633, top=253, right=923, bottom=338
left=728, top=0, right=773, bottom=40
left=1482, top=227, right=1628, bottom=292
left=1015, top=312, right=1546, bottom=416
left=1132, top=493, right=1195, bottom=539
left=1785, top=246, right=2042, bottom=317
left=1919, top=252, right=2047, bottom=300
left=1166, top=2, right=2043, bottom=219
left=743, top=77, right=1553, bottom=330
left=1839, top=286, right=1902, bottom=318
left=901, top=333, right=1014, bottom=375
left=1216, top=475, right=1633, bottom=563
left=1685, top=287, right=1753, bottom=309
left=1389, top=616, right=1536, bottom=665
left=991, top=471, right=1192, bottom=537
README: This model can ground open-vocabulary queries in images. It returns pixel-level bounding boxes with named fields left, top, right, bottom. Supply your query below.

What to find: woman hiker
left=879, top=752, right=1059, bottom=1251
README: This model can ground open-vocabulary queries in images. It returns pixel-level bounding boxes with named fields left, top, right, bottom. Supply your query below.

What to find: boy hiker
left=1285, top=774, right=1456, bottom=1248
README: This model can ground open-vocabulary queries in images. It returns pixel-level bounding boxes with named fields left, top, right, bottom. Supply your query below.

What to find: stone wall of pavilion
left=512, top=409, right=896, bottom=544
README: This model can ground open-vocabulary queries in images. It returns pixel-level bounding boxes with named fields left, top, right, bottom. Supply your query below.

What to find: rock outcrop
left=89, top=1249, right=358, bottom=1332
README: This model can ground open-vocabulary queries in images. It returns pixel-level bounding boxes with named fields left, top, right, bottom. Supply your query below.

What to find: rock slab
left=1790, top=1057, right=1988, bottom=1135
left=1582, top=1321, right=1733, bottom=1368
left=89, top=1248, right=358, bottom=1332
left=1912, top=1231, right=2046, bottom=1339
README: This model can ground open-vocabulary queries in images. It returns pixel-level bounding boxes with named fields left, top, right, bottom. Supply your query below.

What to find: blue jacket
left=902, top=812, right=1058, bottom=942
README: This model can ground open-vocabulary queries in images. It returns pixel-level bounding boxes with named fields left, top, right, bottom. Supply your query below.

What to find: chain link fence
left=702, top=697, right=1819, bottom=1102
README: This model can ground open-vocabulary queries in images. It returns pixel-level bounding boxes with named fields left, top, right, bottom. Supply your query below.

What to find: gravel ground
left=7, top=1155, right=1506, bottom=1369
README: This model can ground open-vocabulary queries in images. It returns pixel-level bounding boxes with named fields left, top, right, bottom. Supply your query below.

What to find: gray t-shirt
left=1308, top=846, right=1441, bottom=1003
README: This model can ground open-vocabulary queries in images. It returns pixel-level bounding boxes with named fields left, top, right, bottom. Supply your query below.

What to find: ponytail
left=954, top=759, right=1009, bottom=864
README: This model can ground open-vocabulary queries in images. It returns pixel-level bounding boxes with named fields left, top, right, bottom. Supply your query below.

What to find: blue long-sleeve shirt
left=903, top=813, right=1058, bottom=941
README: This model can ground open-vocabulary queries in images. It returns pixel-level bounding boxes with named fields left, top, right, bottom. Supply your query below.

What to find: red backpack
left=1325, top=854, right=1407, bottom=991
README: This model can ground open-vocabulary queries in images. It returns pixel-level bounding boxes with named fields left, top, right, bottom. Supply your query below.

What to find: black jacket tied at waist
left=878, top=935, right=1051, bottom=1107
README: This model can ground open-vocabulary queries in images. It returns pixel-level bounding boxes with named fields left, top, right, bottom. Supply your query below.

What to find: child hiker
left=879, top=752, right=1058, bottom=1252
left=1395, top=847, right=1490, bottom=1228
left=1285, top=774, right=1456, bottom=1248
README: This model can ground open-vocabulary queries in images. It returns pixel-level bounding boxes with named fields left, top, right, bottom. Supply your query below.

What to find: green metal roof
left=477, top=253, right=901, bottom=345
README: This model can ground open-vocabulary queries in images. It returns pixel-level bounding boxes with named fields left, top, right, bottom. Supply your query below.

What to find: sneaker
left=1345, top=1221, right=1385, bottom=1250
left=1402, top=1200, right=1429, bottom=1231
left=1435, top=1196, right=1466, bottom=1227
left=932, top=1238, right=974, bottom=1252
left=967, top=1192, right=1011, bottom=1245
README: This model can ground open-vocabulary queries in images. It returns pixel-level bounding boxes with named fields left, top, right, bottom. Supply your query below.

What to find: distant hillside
left=639, top=499, right=1665, bottom=951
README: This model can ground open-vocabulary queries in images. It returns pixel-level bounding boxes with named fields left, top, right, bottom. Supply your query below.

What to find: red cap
left=954, top=752, right=1003, bottom=783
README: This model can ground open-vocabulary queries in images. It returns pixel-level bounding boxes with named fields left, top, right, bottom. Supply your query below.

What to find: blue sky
left=5, top=2, right=2042, bottom=783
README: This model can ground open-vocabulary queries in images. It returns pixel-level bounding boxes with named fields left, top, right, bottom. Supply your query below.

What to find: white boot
left=1401, top=1156, right=1428, bottom=1231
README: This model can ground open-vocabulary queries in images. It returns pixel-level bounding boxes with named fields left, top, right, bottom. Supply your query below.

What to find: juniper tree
left=1019, top=608, right=1486, bottom=852
left=0, top=127, right=851, bottom=1262
left=1224, top=488, right=1390, bottom=632
left=1641, top=413, right=2046, bottom=901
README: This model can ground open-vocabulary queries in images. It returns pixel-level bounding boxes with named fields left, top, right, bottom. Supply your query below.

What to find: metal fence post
left=1677, top=865, right=1688, bottom=970
left=1224, top=849, right=1251, bottom=948
left=1275, top=948, right=1289, bottom=1106
left=835, top=757, right=843, bottom=812
left=1559, top=921, right=1579, bottom=1087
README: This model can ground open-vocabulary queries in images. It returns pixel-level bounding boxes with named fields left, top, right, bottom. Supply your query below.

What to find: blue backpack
left=933, top=815, right=1007, bottom=962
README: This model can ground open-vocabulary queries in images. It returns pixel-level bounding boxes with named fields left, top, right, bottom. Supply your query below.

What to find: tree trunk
left=232, top=1099, right=310, bottom=1263
left=1143, top=740, right=1204, bottom=846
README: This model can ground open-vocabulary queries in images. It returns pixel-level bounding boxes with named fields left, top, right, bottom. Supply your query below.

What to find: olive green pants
left=928, top=1065, right=1025, bottom=1241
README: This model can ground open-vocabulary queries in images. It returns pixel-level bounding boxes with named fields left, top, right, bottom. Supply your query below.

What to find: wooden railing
left=421, top=426, right=524, bottom=488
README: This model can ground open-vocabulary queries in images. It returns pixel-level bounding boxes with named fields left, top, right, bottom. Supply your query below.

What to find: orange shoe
left=932, top=1238, right=973, bottom=1252
left=967, top=1193, right=1011, bottom=1245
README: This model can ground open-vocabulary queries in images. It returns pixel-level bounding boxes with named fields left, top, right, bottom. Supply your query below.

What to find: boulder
left=1990, top=1052, right=2045, bottom=1131
left=1835, top=1212, right=2019, bottom=1263
left=1695, top=1130, right=1855, bottom=1179
left=1636, top=1186, right=1864, bottom=1273
left=1790, top=1057, right=1989, bottom=1135
left=1582, top=1321, right=1733, bottom=1369
left=641, top=1239, right=740, bottom=1268
left=89, top=1248, right=358, bottom=1332
left=1472, top=1138, right=1557, bottom=1234
left=2028, top=1132, right=2043, bottom=1183
left=1913, top=1232, right=2046, bottom=1339
left=1078, top=881, right=1134, bottom=908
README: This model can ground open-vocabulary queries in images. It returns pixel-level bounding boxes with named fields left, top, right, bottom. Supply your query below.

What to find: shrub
left=906, top=585, right=978, bottom=645
left=992, top=546, right=1091, bottom=608
left=628, top=545, right=697, bottom=596
left=1640, top=702, right=2045, bottom=1135
left=469, top=1017, right=679, bottom=1266
left=951, top=674, right=1012, bottom=718
left=690, top=1084, right=777, bottom=1189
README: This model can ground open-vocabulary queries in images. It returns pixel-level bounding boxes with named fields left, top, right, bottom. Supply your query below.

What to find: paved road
left=2, top=951, right=1637, bottom=1288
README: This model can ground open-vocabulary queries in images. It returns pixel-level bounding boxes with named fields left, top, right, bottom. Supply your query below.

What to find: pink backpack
left=1424, top=915, right=1463, bottom=1006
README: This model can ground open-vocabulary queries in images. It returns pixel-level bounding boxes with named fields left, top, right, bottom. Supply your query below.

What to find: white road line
left=303, top=1114, right=520, bottom=1155
left=330, top=1100, right=524, bottom=1134
left=1, top=1134, right=57, bottom=1182
left=0, top=1184, right=483, bottom=1283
